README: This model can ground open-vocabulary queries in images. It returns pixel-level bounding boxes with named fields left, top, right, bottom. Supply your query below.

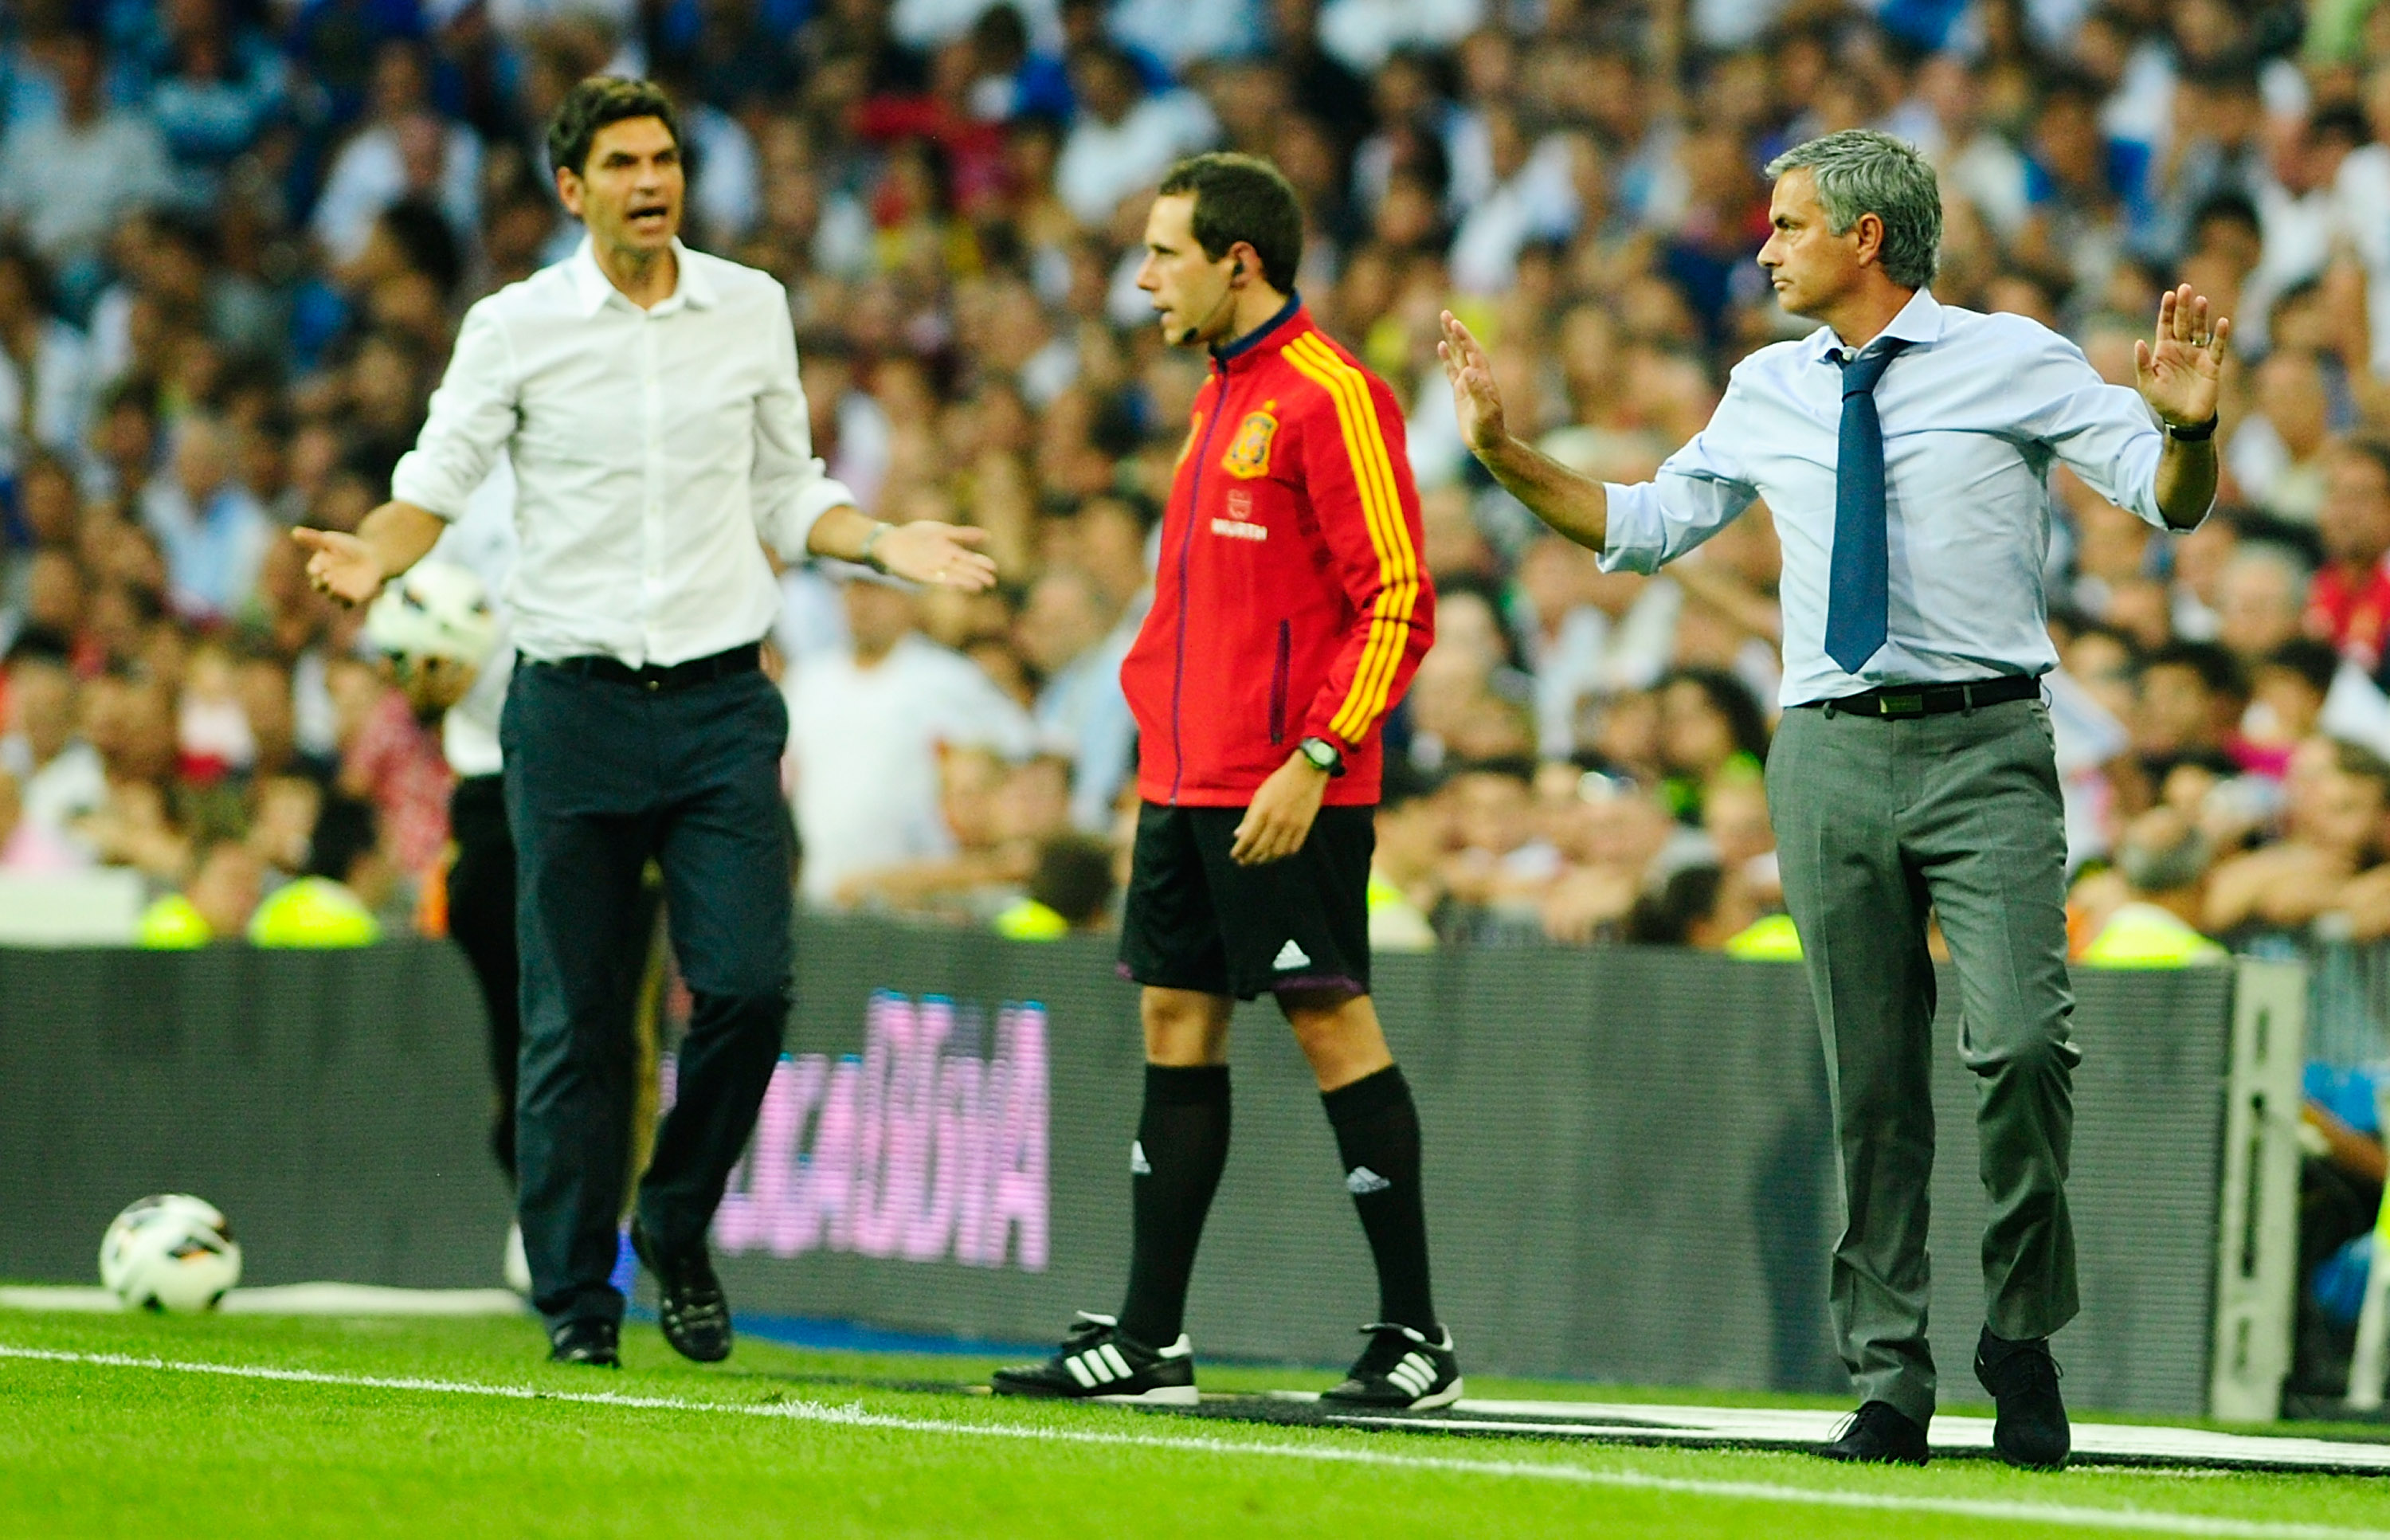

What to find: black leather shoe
left=547, top=1318, right=621, bottom=1368
left=1816, top=1400, right=1930, bottom=1464
left=1976, top=1327, right=2069, bottom=1469
left=631, top=1219, right=733, bottom=1363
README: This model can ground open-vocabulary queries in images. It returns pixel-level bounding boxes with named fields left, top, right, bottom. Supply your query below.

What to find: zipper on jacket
left=1169, top=358, right=1233, bottom=805
left=1268, top=619, right=1290, bottom=746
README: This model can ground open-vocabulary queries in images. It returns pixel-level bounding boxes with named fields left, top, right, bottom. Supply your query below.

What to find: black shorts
left=1119, top=801, right=1373, bottom=1001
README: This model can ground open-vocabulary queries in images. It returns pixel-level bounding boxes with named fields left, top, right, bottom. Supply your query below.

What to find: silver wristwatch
left=859, top=521, right=896, bottom=573
left=1298, top=735, right=1344, bottom=775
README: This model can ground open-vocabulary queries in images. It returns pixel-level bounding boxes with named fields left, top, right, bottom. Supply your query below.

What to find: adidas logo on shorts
left=1273, top=939, right=1311, bottom=970
left=1345, top=1166, right=1392, bottom=1195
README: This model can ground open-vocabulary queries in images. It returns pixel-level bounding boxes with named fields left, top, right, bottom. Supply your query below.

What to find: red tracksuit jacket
left=1120, top=300, right=1434, bottom=808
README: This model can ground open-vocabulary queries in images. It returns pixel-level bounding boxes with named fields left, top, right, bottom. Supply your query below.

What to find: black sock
left=1116, top=1064, right=1231, bottom=1348
left=1322, top=1064, right=1437, bottom=1334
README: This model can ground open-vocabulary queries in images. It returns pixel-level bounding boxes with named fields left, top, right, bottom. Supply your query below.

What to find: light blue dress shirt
left=1601, top=289, right=2198, bottom=707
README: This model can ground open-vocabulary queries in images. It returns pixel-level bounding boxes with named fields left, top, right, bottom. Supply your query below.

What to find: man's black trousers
left=501, top=658, right=793, bottom=1333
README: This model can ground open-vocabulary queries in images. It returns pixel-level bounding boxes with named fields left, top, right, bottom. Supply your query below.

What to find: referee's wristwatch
left=1297, top=735, right=1346, bottom=776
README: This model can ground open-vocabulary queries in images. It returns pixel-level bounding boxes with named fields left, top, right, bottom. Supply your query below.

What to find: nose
left=1135, top=256, right=1158, bottom=292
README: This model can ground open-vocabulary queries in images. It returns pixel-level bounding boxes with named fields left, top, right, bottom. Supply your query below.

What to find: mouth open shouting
left=624, top=198, right=675, bottom=239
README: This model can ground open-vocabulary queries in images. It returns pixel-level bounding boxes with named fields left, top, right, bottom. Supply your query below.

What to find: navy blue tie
left=1824, top=338, right=1910, bottom=676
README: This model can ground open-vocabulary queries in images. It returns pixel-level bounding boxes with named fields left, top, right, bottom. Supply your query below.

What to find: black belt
left=1802, top=674, right=2040, bottom=719
left=536, top=641, right=762, bottom=692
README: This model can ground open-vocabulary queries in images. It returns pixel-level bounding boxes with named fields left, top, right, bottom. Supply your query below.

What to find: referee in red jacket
left=994, top=154, right=1450, bottom=1409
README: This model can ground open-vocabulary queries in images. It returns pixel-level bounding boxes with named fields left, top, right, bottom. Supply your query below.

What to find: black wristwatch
left=2163, top=413, right=2220, bottom=442
left=1298, top=736, right=1345, bottom=775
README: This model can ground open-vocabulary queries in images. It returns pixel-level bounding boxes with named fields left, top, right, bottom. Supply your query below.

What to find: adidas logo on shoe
left=1321, top=1322, right=1463, bottom=1410
left=1273, top=939, right=1312, bottom=970
left=989, top=1312, right=1199, bottom=1405
left=1345, top=1166, right=1392, bottom=1195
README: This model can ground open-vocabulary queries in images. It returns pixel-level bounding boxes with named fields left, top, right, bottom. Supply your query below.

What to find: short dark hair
left=2260, top=638, right=2341, bottom=696
left=547, top=76, right=680, bottom=177
left=2145, top=640, right=2248, bottom=702
left=1156, top=153, right=1304, bottom=294
left=2341, top=435, right=2390, bottom=488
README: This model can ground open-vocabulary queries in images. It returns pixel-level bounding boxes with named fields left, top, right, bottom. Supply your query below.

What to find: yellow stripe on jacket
left=1283, top=334, right=1421, bottom=743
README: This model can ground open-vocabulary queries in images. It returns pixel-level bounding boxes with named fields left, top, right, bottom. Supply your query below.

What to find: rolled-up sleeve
left=390, top=300, right=519, bottom=520
left=2013, top=328, right=2181, bottom=530
left=1599, top=378, right=1761, bottom=574
left=752, top=300, right=860, bottom=562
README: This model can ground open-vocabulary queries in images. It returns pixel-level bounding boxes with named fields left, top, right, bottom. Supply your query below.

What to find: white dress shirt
left=1601, top=289, right=2192, bottom=707
left=390, top=237, right=857, bottom=668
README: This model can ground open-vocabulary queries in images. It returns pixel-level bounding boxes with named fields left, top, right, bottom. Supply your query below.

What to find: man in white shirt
left=1053, top=45, right=1217, bottom=227
left=1441, top=129, right=2226, bottom=1471
left=785, top=577, right=1035, bottom=907
left=140, top=417, right=273, bottom=622
left=296, top=77, right=994, bottom=1372
left=0, top=31, right=174, bottom=282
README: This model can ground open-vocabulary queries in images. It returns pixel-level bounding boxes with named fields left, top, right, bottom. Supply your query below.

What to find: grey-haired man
left=1439, top=129, right=2227, bottom=1468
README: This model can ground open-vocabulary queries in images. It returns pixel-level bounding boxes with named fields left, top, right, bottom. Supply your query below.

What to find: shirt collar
left=1212, top=291, right=1304, bottom=365
left=566, top=236, right=716, bottom=316
left=1805, top=288, right=1945, bottom=364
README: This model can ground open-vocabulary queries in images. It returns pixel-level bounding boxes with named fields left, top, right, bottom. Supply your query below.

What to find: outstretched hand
left=872, top=521, right=998, bottom=592
left=291, top=527, right=386, bottom=606
left=1437, top=311, right=1509, bottom=458
left=2135, top=283, right=2229, bottom=429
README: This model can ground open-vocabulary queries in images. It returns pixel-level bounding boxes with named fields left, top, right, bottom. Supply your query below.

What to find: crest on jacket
left=1220, top=408, right=1279, bottom=479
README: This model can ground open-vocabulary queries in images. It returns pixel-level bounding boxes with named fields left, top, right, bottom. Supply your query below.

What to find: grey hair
left=1764, top=129, right=1942, bottom=291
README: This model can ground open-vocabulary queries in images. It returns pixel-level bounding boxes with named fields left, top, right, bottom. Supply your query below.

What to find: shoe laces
left=1981, top=1342, right=2062, bottom=1398
left=1063, top=1311, right=1121, bottom=1350
left=1350, top=1322, right=1441, bottom=1377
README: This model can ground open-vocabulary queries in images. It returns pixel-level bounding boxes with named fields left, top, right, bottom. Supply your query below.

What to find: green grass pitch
left=4, top=1307, right=2388, bottom=1539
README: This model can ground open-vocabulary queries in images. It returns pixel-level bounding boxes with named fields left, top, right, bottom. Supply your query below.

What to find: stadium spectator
left=2205, top=739, right=2390, bottom=937
left=139, top=416, right=272, bottom=622
left=1052, top=44, right=1216, bottom=225
left=0, top=30, right=174, bottom=296
left=2131, top=640, right=2249, bottom=780
left=2214, top=543, right=2315, bottom=670
left=2308, top=440, right=2390, bottom=669
left=1, top=634, right=104, bottom=839
left=786, top=575, right=1033, bottom=907
left=0, top=762, right=80, bottom=872
left=1017, top=563, right=1134, bottom=829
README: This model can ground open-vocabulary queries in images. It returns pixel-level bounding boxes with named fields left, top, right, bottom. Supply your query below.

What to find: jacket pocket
left=1269, top=620, right=1291, bottom=745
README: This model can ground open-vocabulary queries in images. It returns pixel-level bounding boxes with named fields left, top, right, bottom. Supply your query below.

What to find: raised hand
left=1437, top=311, right=1509, bottom=457
left=873, top=520, right=999, bottom=592
left=2135, top=283, right=2229, bottom=429
left=291, top=527, right=386, bottom=606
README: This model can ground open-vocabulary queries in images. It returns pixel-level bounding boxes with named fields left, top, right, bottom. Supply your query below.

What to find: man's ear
left=1852, top=212, right=1887, bottom=268
left=554, top=166, right=584, bottom=219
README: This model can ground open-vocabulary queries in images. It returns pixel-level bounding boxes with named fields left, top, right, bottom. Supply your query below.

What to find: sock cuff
left=1145, top=1062, right=1231, bottom=1107
left=1321, top=1063, right=1411, bottom=1126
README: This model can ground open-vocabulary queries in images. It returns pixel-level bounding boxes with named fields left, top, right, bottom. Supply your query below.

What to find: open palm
left=2134, top=283, right=2228, bottom=429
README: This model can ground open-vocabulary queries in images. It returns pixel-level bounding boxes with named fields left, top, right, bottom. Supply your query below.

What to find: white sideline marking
left=0, top=1343, right=2379, bottom=1540
left=0, top=1285, right=527, bottom=1317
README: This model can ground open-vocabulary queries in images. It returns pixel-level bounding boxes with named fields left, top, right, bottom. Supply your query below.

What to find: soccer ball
left=99, top=1195, right=243, bottom=1312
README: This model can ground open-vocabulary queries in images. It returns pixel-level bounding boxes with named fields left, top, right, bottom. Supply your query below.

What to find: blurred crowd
left=13, top=0, right=2390, bottom=962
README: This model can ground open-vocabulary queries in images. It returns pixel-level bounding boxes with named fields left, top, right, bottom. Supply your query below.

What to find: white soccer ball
left=99, top=1195, right=243, bottom=1312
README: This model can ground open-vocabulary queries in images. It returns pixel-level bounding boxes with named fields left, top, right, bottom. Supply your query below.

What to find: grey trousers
left=1766, top=695, right=2080, bottom=1426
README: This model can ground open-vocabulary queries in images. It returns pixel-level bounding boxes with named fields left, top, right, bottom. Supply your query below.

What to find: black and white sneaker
left=989, top=1312, right=1197, bottom=1405
left=1319, top=1322, right=1463, bottom=1410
